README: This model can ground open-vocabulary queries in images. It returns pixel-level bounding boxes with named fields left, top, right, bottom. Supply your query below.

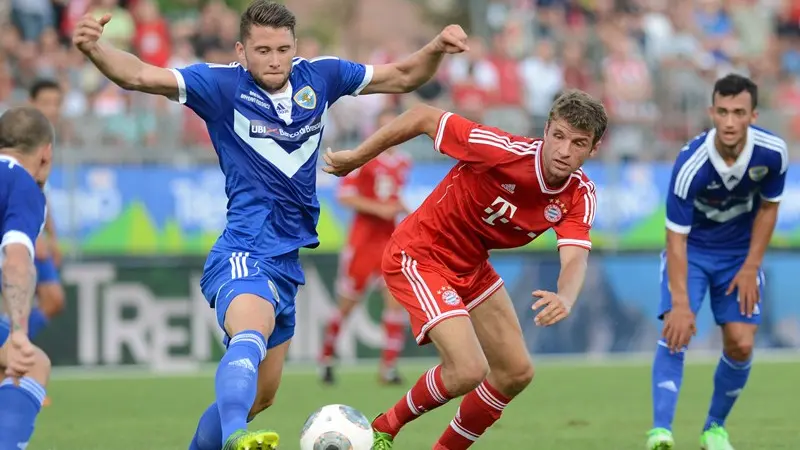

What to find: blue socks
left=190, top=403, right=223, bottom=450
left=704, top=352, right=751, bottom=431
left=214, top=330, right=267, bottom=446
left=651, top=340, right=685, bottom=431
left=0, top=377, right=47, bottom=449
left=28, top=307, right=49, bottom=339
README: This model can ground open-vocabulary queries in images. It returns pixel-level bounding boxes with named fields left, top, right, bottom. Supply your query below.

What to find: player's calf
left=702, top=323, right=756, bottom=435
left=435, top=288, right=533, bottom=449
left=0, top=344, right=51, bottom=449
left=373, top=316, right=487, bottom=439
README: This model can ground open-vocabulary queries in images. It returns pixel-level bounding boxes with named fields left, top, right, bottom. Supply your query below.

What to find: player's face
left=709, top=92, right=757, bottom=149
left=31, top=88, right=63, bottom=125
left=542, top=118, right=597, bottom=180
left=238, top=25, right=296, bottom=93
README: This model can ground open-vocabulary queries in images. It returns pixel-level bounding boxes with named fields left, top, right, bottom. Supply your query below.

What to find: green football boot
left=372, top=430, right=394, bottom=450
left=222, top=429, right=280, bottom=450
left=700, top=424, right=735, bottom=450
left=645, top=427, right=674, bottom=450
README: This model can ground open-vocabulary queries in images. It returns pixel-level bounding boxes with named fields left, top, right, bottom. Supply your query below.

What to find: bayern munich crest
left=544, top=199, right=566, bottom=223
left=437, top=286, right=460, bottom=306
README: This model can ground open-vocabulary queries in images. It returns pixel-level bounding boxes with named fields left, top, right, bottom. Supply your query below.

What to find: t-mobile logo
left=482, top=196, right=518, bottom=225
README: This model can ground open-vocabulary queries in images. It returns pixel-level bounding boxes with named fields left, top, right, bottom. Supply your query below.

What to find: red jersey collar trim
left=534, top=147, right=573, bottom=194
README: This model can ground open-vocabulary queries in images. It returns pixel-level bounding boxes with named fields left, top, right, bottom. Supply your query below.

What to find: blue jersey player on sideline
left=647, top=74, right=787, bottom=450
left=73, top=1, right=469, bottom=449
left=0, top=107, right=55, bottom=450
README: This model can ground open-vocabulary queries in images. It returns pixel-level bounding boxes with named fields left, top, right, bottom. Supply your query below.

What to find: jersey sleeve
left=309, top=56, right=373, bottom=104
left=666, top=151, right=703, bottom=234
left=434, top=112, right=535, bottom=172
left=170, top=62, right=238, bottom=122
left=760, top=141, right=789, bottom=202
left=1, top=169, right=46, bottom=258
left=554, top=181, right=596, bottom=250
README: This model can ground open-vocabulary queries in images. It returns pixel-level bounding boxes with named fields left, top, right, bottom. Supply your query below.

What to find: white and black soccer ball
left=299, top=404, right=374, bottom=450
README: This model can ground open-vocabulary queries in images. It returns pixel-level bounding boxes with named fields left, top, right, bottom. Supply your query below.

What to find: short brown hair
left=240, top=1, right=297, bottom=40
left=548, top=90, right=608, bottom=145
left=0, top=107, right=54, bottom=155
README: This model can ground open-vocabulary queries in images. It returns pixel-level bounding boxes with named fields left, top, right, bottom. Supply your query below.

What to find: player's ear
left=750, top=109, right=759, bottom=124
left=235, top=41, right=246, bottom=67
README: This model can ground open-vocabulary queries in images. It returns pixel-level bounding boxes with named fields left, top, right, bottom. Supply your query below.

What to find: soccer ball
left=299, top=404, right=374, bottom=450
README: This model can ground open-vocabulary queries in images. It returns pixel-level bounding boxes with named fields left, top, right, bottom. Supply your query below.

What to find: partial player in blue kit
left=0, top=107, right=56, bottom=450
left=73, top=1, right=468, bottom=449
left=647, top=74, right=787, bottom=450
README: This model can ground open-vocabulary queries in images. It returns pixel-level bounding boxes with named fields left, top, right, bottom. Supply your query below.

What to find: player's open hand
left=727, top=264, right=760, bottom=318
left=5, top=331, right=35, bottom=378
left=434, top=25, right=469, bottom=54
left=662, top=306, right=696, bottom=353
left=73, top=13, right=112, bottom=54
left=322, top=148, right=366, bottom=177
left=532, top=290, right=573, bottom=326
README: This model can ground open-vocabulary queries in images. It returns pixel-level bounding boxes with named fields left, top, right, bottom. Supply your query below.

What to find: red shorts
left=335, top=244, right=386, bottom=299
left=381, top=241, right=504, bottom=345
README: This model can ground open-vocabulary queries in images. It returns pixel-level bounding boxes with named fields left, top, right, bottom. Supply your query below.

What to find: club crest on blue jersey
left=748, top=166, right=768, bottom=181
left=293, top=86, right=317, bottom=109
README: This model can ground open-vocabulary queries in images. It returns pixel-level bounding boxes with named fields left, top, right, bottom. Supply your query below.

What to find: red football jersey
left=339, top=151, right=411, bottom=248
left=392, top=112, right=596, bottom=274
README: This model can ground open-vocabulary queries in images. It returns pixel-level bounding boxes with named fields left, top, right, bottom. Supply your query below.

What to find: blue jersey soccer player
left=0, top=107, right=55, bottom=449
left=647, top=74, right=787, bottom=450
left=73, top=1, right=468, bottom=449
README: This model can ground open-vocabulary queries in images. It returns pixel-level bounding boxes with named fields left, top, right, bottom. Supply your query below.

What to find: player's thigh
left=382, top=246, right=472, bottom=346
left=658, top=251, right=709, bottom=319
left=249, top=339, right=291, bottom=418
left=427, top=316, right=488, bottom=395
left=709, top=257, right=763, bottom=328
left=469, top=286, right=534, bottom=395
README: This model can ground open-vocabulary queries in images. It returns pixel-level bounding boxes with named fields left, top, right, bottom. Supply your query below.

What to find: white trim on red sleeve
left=434, top=112, right=453, bottom=153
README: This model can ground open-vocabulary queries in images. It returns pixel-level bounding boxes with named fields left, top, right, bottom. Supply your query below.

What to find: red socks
left=434, top=380, right=510, bottom=449
left=373, top=365, right=452, bottom=436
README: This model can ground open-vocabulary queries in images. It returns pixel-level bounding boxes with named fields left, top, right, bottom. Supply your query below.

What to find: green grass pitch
left=34, top=358, right=800, bottom=449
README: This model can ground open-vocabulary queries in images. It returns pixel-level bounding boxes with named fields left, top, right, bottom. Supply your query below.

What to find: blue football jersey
left=171, top=56, right=373, bottom=257
left=0, top=155, right=46, bottom=262
left=666, top=126, right=788, bottom=253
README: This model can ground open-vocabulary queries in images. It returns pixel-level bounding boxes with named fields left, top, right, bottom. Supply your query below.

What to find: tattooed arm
left=1, top=243, right=36, bottom=333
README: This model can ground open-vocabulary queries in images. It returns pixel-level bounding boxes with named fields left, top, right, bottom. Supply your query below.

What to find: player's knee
left=224, top=294, right=276, bottom=338
left=443, top=354, right=489, bottom=396
left=27, top=346, right=51, bottom=387
left=724, top=339, right=754, bottom=361
left=496, top=359, right=535, bottom=396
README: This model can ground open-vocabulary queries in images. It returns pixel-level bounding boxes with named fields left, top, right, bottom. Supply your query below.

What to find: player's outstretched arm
left=323, top=104, right=442, bottom=176
left=532, top=246, right=588, bottom=327
left=73, top=14, right=178, bottom=99
left=1, top=244, right=36, bottom=334
left=360, top=25, right=468, bottom=95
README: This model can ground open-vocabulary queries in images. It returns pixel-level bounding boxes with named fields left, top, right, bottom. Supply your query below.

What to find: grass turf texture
left=35, top=359, right=800, bottom=449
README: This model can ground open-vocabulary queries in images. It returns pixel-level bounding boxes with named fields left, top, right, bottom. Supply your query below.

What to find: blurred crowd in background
left=1, top=0, right=800, bottom=163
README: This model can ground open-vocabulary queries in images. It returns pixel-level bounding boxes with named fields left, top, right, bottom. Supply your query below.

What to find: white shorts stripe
left=400, top=253, right=435, bottom=321
left=410, top=260, right=442, bottom=316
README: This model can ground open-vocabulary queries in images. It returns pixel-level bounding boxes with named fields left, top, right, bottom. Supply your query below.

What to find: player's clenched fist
left=73, top=13, right=112, bottom=54
left=322, top=148, right=366, bottom=177
left=532, top=290, right=573, bottom=326
left=434, top=25, right=469, bottom=54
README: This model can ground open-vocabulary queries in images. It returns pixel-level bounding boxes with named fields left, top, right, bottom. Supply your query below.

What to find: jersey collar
left=705, top=127, right=754, bottom=190
left=0, top=155, right=20, bottom=166
left=534, top=145, right=573, bottom=194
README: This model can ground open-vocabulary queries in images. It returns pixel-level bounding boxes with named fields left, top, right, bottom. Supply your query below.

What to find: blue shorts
left=199, top=249, right=305, bottom=350
left=659, top=248, right=764, bottom=326
left=35, top=257, right=60, bottom=285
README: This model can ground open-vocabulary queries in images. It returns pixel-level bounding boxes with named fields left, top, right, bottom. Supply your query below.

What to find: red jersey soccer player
left=323, top=90, right=606, bottom=450
left=320, top=110, right=412, bottom=386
